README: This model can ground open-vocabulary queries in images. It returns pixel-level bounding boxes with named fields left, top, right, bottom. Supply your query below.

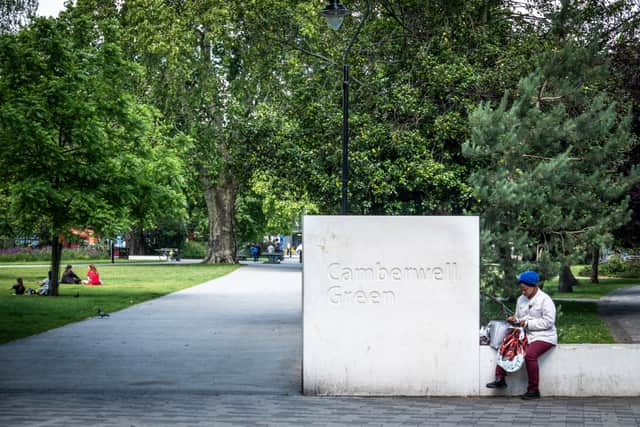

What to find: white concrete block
left=303, top=216, right=479, bottom=396
left=480, top=344, right=640, bottom=396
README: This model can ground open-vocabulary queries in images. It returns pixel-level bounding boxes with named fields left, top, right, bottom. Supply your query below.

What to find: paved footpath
left=598, top=285, right=640, bottom=343
left=1, top=265, right=640, bottom=426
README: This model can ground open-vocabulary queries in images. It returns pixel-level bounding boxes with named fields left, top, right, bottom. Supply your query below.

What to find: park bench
left=156, top=248, right=179, bottom=261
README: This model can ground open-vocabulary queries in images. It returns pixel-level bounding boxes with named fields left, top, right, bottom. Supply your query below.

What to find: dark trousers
left=496, top=340, right=554, bottom=391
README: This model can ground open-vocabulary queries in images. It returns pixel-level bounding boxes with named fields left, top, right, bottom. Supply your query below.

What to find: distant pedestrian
left=486, top=271, right=556, bottom=400
left=250, top=243, right=259, bottom=262
left=11, top=278, right=25, bottom=295
left=39, top=271, right=51, bottom=295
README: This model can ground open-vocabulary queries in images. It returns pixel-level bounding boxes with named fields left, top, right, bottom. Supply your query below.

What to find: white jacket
left=515, top=289, right=557, bottom=345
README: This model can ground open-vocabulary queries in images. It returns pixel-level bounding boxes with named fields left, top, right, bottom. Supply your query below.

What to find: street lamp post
left=320, top=0, right=370, bottom=215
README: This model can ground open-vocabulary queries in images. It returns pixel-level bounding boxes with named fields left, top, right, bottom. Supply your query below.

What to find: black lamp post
left=320, top=0, right=369, bottom=215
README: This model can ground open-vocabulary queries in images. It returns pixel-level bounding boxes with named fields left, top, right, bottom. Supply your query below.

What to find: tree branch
left=523, top=154, right=582, bottom=161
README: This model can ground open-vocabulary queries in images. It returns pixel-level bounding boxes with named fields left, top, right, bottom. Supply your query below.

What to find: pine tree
left=463, top=43, right=637, bottom=294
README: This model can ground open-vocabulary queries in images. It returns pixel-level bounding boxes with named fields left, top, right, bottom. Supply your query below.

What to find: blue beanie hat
left=518, top=271, right=539, bottom=287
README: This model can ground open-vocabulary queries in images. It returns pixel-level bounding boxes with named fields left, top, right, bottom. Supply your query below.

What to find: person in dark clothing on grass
left=61, top=264, right=82, bottom=284
left=11, top=278, right=25, bottom=295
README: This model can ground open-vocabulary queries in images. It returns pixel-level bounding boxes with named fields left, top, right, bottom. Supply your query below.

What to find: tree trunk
left=590, top=247, right=600, bottom=284
left=49, top=232, right=63, bottom=297
left=558, top=264, right=579, bottom=292
left=201, top=172, right=236, bottom=264
left=125, top=228, right=145, bottom=255
left=498, top=243, right=517, bottom=297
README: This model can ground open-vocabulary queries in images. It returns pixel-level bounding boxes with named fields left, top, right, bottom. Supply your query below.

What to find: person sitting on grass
left=61, top=264, right=82, bottom=284
left=39, top=271, right=51, bottom=295
left=11, top=278, right=25, bottom=295
left=84, top=264, right=102, bottom=286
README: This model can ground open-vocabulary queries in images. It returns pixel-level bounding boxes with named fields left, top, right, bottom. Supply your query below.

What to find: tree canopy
left=0, top=6, right=181, bottom=294
left=1, top=0, right=638, bottom=296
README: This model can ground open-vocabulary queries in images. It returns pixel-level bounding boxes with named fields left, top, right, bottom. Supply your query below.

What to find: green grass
left=545, top=277, right=640, bottom=298
left=546, top=276, right=640, bottom=299
left=554, top=301, right=614, bottom=343
left=3, top=263, right=637, bottom=345
left=0, top=263, right=238, bottom=344
left=544, top=272, right=639, bottom=343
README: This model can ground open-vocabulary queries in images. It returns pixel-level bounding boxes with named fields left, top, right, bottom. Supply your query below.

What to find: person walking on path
left=486, top=271, right=557, bottom=400
left=250, top=243, right=259, bottom=262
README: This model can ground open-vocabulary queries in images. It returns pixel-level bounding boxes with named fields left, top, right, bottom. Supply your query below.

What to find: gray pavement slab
left=0, top=266, right=302, bottom=395
left=1, top=266, right=640, bottom=425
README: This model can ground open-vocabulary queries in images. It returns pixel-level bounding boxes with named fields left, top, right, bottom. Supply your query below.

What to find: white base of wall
left=480, top=344, right=640, bottom=397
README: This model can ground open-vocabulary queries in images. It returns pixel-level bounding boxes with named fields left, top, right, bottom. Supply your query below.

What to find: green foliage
left=0, top=12, right=152, bottom=238
left=2, top=0, right=638, bottom=270
left=120, top=0, right=305, bottom=261
left=180, top=240, right=207, bottom=259
left=578, top=257, right=640, bottom=278
left=554, top=301, right=613, bottom=344
left=274, top=0, right=557, bottom=216
left=464, top=39, right=638, bottom=295
left=0, top=246, right=107, bottom=262
left=234, top=173, right=318, bottom=247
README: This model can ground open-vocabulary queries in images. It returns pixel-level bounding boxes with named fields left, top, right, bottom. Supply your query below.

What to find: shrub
left=579, top=255, right=640, bottom=278
left=180, top=240, right=206, bottom=259
left=62, top=246, right=108, bottom=260
left=0, top=246, right=108, bottom=262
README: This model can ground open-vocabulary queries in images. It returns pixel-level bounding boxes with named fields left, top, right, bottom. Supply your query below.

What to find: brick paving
left=2, top=391, right=640, bottom=426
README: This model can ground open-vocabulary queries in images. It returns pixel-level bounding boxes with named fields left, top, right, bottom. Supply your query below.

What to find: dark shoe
left=521, top=390, right=541, bottom=400
left=486, top=378, right=507, bottom=389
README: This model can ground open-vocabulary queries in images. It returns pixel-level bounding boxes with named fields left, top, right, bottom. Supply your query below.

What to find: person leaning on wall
left=486, top=270, right=557, bottom=400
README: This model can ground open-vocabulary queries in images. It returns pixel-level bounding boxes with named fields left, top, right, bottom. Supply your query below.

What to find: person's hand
left=506, top=315, right=517, bottom=324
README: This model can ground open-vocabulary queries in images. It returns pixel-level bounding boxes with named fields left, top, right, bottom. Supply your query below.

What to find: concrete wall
left=303, top=216, right=479, bottom=396
left=302, top=215, right=640, bottom=397
left=480, top=344, right=640, bottom=397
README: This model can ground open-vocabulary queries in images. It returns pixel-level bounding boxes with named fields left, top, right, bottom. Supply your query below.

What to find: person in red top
left=84, top=264, right=102, bottom=285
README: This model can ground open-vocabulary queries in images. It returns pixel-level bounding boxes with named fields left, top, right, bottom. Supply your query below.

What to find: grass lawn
left=546, top=276, right=640, bottom=299
left=0, top=263, right=238, bottom=344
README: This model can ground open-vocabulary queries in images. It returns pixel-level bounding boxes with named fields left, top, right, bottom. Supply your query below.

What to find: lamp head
left=320, top=0, right=351, bottom=30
